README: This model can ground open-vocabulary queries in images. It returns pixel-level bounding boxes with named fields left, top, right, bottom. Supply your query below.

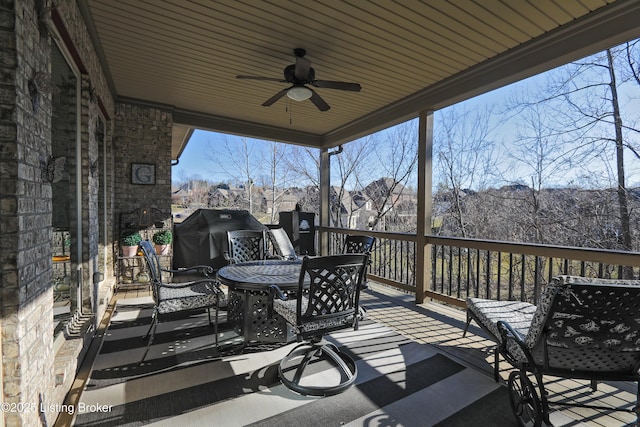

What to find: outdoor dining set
left=137, top=227, right=376, bottom=397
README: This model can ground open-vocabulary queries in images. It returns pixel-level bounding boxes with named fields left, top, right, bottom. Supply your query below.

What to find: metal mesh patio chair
left=342, top=234, right=375, bottom=288
left=270, top=254, right=368, bottom=396
left=343, top=234, right=375, bottom=320
left=464, top=275, right=640, bottom=426
left=224, top=230, right=267, bottom=264
left=267, top=227, right=298, bottom=260
left=343, top=234, right=376, bottom=255
left=138, top=240, right=225, bottom=364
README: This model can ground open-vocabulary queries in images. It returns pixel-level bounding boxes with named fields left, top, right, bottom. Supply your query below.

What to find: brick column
left=0, top=1, right=57, bottom=425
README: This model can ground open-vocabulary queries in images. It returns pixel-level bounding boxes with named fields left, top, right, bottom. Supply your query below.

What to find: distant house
left=364, top=177, right=413, bottom=209
left=263, top=187, right=302, bottom=218
left=361, top=178, right=417, bottom=230
left=171, top=184, right=191, bottom=207
left=208, top=187, right=232, bottom=207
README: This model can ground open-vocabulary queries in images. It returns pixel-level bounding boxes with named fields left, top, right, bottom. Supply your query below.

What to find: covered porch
left=3, top=1, right=640, bottom=426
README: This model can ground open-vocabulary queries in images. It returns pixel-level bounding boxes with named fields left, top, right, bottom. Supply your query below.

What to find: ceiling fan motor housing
left=237, top=48, right=359, bottom=111
left=284, top=64, right=314, bottom=83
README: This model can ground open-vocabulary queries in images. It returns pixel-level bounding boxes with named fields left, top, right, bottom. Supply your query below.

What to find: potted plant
left=152, top=229, right=172, bottom=255
left=121, top=231, right=142, bottom=257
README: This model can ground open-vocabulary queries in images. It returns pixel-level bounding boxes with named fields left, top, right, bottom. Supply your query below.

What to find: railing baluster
left=520, top=254, right=526, bottom=301
left=440, top=245, right=445, bottom=293
left=456, top=246, right=461, bottom=298
left=508, top=253, right=514, bottom=301
left=466, top=249, right=471, bottom=299
left=534, top=256, right=541, bottom=302
left=599, top=263, right=604, bottom=278
left=475, top=249, right=480, bottom=298
left=431, top=244, right=437, bottom=292
left=324, top=228, right=639, bottom=306
left=497, top=252, right=501, bottom=301
left=486, top=250, right=491, bottom=299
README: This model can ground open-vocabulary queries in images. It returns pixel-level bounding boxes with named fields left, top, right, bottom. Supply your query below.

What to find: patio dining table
left=217, top=259, right=303, bottom=344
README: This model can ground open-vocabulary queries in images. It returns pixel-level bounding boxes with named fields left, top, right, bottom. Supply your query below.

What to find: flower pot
left=122, top=245, right=138, bottom=257
left=155, top=244, right=170, bottom=255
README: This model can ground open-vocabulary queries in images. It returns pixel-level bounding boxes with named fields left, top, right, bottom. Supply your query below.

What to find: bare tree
left=285, top=145, right=320, bottom=213
left=330, top=138, right=374, bottom=228
left=434, top=106, right=500, bottom=238
left=205, top=136, right=261, bottom=213
left=260, top=142, right=292, bottom=223
left=366, top=120, right=419, bottom=231
left=284, top=121, right=420, bottom=232
left=497, top=96, right=577, bottom=244
left=286, top=146, right=320, bottom=187
left=535, top=46, right=638, bottom=254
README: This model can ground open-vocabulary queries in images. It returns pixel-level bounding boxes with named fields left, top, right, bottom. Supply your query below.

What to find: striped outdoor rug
left=73, top=297, right=517, bottom=426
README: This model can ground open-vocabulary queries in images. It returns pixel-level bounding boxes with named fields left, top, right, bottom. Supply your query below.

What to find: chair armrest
left=162, top=265, right=215, bottom=277
left=268, top=284, right=289, bottom=318
left=223, top=251, right=237, bottom=264
left=497, top=320, right=536, bottom=367
left=269, top=284, right=289, bottom=301
left=497, top=320, right=525, bottom=343
left=159, top=278, right=221, bottom=292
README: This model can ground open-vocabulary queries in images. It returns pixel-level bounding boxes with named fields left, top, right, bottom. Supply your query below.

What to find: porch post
left=319, top=147, right=330, bottom=255
left=416, top=110, right=434, bottom=303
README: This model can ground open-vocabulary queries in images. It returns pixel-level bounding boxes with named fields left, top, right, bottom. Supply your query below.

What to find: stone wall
left=113, top=103, right=173, bottom=219
left=0, top=0, right=123, bottom=424
left=0, top=1, right=57, bottom=425
left=0, top=0, right=175, bottom=423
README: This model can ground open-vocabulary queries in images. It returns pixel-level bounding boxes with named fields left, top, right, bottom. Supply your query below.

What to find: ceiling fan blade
left=309, top=89, right=330, bottom=111
left=237, top=75, right=286, bottom=82
left=295, top=56, right=311, bottom=80
left=312, top=80, right=361, bottom=92
left=262, top=88, right=289, bottom=107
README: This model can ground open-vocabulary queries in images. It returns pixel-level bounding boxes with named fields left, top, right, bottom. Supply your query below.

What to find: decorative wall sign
left=131, top=163, right=155, bottom=185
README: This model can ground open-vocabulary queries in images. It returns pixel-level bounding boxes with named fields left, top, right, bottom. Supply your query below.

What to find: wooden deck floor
left=58, top=281, right=638, bottom=426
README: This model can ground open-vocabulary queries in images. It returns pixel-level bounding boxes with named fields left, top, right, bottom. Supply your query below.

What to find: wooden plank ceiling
left=79, top=0, right=640, bottom=159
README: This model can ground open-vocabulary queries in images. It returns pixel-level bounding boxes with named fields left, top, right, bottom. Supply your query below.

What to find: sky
left=172, top=130, right=232, bottom=183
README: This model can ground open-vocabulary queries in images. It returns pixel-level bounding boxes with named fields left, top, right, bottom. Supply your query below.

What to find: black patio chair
left=267, top=227, right=298, bottom=260
left=342, top=234, right=375, bottom=320
left=343, top=234, right=376, bottom=255
left=464, top=275, right=640, bottom=426
left=224, top=230, right=267, bottom=264
left=270, top=254, right=368, bottom=396
left=138, top=240, right=225, bottom=364
left=342, top=234, right=375, bottom=287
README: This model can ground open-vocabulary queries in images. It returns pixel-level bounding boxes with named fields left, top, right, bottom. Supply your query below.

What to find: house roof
left=77, top=0, right=640, bottom=159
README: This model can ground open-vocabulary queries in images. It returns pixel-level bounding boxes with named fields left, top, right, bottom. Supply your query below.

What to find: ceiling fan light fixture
left=287, top=86, right=312, bottom=101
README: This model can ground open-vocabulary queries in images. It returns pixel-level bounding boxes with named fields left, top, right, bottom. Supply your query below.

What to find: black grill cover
left=173, top=209, right=266, bottom=270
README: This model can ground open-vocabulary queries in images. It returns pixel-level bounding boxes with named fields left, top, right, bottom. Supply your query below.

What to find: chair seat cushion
left=467, top=298, right=536, bottom=342
left=467, top=298, right=537, bottom=341
left=157, top=282, right=222, bottom=314
left=273, top=297, right=354, bottom=334
left=467, top=298, right=538, bottom=362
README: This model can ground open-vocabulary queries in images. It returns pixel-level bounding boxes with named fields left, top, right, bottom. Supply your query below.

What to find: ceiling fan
left=237, top=48, right=361, bottom=112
